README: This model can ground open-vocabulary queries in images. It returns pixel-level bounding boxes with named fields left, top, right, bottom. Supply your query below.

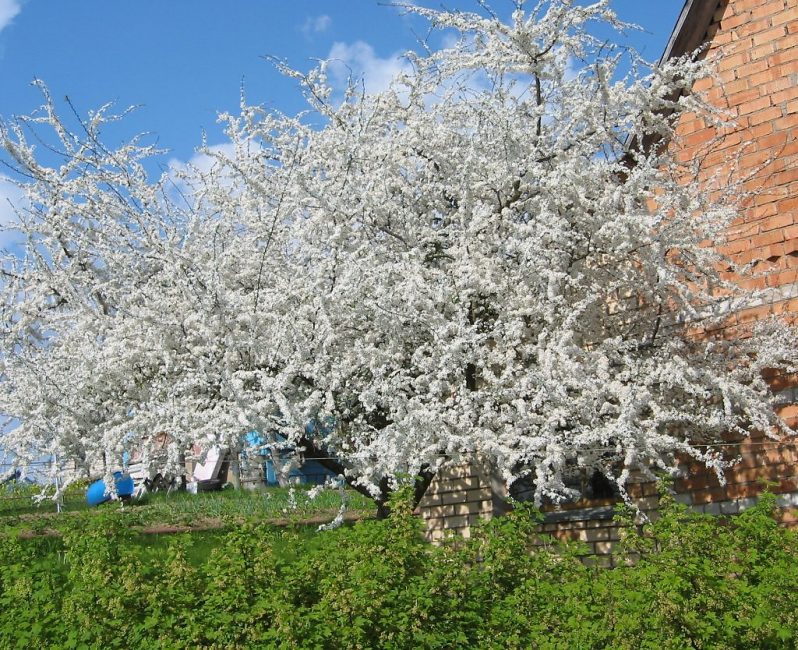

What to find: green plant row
left=1, top=487, right=796, bottom=649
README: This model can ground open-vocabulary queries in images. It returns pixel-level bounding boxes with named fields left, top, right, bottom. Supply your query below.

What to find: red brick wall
left=668, top=0, right=798, bottom=513
left=678, top=0, right=798, bottom=307
left=419, top=0, right=798, bottom=552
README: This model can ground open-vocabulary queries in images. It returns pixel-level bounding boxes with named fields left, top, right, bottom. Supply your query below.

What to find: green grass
left=0, top=482, right=375, bottom=536
left=132, top=485, right=373, bottom=525
left=2, top=483, right=374, bottom=574
left=0, top=482, right=91, bottom=517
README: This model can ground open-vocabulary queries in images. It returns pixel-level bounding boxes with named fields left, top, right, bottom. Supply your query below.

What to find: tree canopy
left=1, top=0, right=795, bottom=509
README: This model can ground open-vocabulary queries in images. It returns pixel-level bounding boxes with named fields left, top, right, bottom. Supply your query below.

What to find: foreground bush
left=1, top=489, right=796, bottom=648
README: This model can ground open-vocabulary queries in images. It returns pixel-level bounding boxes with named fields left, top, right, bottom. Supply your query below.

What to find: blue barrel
left=86, top=471, right=134, bottom=506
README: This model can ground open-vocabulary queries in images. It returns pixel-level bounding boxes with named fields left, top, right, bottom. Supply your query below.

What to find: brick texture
left=667, top=0, right=798, bottom=517
left=675, top=0, right=798, bottom=306
left=417, top=461, right=508, bottom=541
left=420, top=0, right=798, bottom=554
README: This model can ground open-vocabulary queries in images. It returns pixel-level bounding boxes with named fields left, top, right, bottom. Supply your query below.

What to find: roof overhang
left=660, top=0, right=723, bottom=63
left=623, top=0, right=724, bottom=158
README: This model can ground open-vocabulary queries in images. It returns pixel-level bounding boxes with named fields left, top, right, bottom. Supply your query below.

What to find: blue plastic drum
left=86, top=471, right=135, bottom=506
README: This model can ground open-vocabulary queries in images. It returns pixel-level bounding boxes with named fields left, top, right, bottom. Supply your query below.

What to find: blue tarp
left=245, top=422, right=336, bottom=486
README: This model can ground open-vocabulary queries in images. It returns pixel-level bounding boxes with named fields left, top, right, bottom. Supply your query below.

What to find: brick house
left=419, top=0, right=798, bottom=557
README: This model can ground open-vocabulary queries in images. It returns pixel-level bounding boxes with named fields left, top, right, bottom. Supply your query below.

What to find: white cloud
left=168, top=143, right=237, bottom=179
left=0, top=0, right=21, bottom=34
left=301, top=14, right=331, bottom=38
left=165, top=142, right=242, bottom=206
left=327, top=41, right=410, bottom=96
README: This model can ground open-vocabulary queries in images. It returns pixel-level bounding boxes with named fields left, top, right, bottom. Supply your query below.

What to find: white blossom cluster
left=1, top=1, right=795, bottom=507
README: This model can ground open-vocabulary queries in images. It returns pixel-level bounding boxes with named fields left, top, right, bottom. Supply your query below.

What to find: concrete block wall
left=418, top=457, right=798, bottom=562
left=418, top=461, right=652, bottom=550
left=536, top=517, right=625, bottom=569
left=530, top=481, right=658, bottom=566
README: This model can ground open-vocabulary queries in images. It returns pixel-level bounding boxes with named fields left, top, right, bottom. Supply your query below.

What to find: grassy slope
left=0, top=483, right=375, bottom=536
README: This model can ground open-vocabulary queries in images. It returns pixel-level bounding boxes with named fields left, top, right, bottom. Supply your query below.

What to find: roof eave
left=660, top=0, right=723, bottom=64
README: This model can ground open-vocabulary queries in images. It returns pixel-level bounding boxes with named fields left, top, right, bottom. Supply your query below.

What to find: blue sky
left=0, top=1, right=685, bottom=159
left=0, top=0, right=686, bottom=223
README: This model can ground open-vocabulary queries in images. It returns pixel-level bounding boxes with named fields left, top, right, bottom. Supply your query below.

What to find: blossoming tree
left=1, top=1, right=796, bottom=512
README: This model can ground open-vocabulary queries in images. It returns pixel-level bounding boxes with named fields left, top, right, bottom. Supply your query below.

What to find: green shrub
left=1, top=485, right=797, bottom=648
